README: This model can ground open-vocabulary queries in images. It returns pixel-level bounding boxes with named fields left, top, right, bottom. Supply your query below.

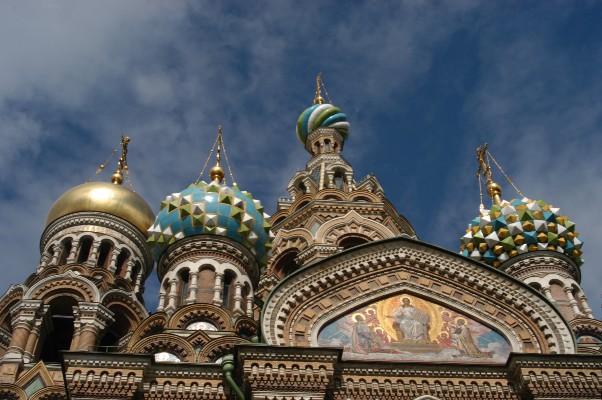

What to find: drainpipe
left=222, top=354, right=245, bottom=400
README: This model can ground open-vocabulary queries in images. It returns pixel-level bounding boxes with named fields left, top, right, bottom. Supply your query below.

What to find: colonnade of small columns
left=38, top=235, right=144, bottom=292
left=158, top=265, right=254, bottom=319
left=530, top=276, right=594, bottom=320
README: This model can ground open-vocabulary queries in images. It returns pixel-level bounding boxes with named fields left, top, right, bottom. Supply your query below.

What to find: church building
left=0, top=77, right=600, bottom=399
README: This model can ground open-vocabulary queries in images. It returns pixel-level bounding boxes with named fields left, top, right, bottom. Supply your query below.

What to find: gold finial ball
left=486, top=181, right=502, bottom=197
left=111, top=170, right=124, bottom=185
left=210, top=165, right=225, bottom=183
left=315, top=95, right=324, bottom=104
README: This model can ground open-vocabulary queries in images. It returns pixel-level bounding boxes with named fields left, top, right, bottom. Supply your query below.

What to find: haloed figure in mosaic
left=350, top=315, right=375, bottom=354
left=451, top=319, right=492, bottom=358
left=388, top=298, right=431, bottom=341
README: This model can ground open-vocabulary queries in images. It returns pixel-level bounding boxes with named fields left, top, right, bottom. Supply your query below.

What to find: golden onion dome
left=45, top=181, right=155, bottom=236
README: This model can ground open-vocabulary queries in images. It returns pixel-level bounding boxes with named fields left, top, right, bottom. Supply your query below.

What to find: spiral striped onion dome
left=147, top=180, right=273, bottom=266
left=460, top=198, right=583, bottom=268
left=296, top=103, right=350, bottom=145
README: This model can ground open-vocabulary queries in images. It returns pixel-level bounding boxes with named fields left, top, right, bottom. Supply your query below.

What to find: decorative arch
left=0, top=384, right=26, bottom=400
left=270, top=248, right=301, bottom=279
left=315, top=210, right=395, bottom=244
left=168, top=303, right=233, bottom=331
left=129, top=333, right=195, bottom=362
left=262, top=237, right=575, bottom=357
left=127, top=313, right=168, bottom=347
left=349, top=191, right=380, bottom=203
left=270, top=228, right=312, bottom=260
left=197, top=335, right=249, bottom=362
left=28, top=386, right=67, bottom=400
left=234, top=315, right=258, bottom=337
left=290, top=194, right=314, bottom=213
left=0, top=285, right=23, bottom=330
left=25, top=272, right=99, bottom=303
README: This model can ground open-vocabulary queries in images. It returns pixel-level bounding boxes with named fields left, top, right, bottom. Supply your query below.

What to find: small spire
left=111, top=135, right=131, bottom=185
left=476, top=143, right=502, bottom=205
left=314, top=73, right=324, bottom=104
left=210, top=126, right=225, bottom=183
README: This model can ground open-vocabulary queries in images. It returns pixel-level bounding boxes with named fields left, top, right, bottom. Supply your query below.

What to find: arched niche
left=317, top=292, right=511, bottom=363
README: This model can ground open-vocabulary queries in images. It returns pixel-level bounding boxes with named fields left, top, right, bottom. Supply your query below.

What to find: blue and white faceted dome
left=147, top=180, right=273, bottom=265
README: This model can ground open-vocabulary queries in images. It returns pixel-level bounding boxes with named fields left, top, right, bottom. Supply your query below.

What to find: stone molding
left=500, top=251, right=581, bottom=282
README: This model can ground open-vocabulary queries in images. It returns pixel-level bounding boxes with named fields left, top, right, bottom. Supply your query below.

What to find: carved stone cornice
left=235, top=346, right=602, bottom=400
left=500, top=251, right=581, bottom=282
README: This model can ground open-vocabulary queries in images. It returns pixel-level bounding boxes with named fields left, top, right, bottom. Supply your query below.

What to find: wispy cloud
left=0, top=2, right=600, bottom=318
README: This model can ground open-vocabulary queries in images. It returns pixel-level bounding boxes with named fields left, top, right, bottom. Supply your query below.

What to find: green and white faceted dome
left=296, top=103, right=350, bottom=145
left=147, top=180, right=273, bottom=266
left=460, top=198, right=583, bottom=268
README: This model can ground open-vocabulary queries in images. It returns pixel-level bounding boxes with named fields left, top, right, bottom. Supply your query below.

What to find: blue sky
left=1, top=1, right=600, bottom=319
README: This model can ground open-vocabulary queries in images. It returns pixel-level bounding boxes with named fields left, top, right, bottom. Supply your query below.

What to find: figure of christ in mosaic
left=318, top=294, right=511, bottom=362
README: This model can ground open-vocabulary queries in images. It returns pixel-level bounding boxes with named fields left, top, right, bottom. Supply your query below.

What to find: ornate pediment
left=262, top=237, right=575, bottom=356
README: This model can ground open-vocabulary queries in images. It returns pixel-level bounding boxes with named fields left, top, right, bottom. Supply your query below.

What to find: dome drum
left=305, top=128, right=346, bottom=156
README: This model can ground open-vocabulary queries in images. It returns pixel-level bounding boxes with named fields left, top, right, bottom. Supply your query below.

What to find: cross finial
left=314, top=73, right=324, bottom=104
left=111, top=135, right=131, bottom=185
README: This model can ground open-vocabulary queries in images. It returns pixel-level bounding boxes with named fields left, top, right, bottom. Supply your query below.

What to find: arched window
left=339, top=235, right=370, bottom=250
left=76, top=236, right=94, bottom=263
left=179, top=269, right=190, bottom=306
left=58, top=238, right=72, bottom=266
left=99, top=305, right=133, bottom=352
left=222, top=272, right=236, bottom=308
left=96, top=241, right=113, bottom=268
left=333, top=172, right=345, bottom=190
left=114, top=249, right=130, bottom=278
left=40, top=297, right=77, bottom=363
left=324, top=139, right=331, bottom=152
left=298, top=182, right=307, bottom=195
left=272, top=251, right=300, bottom=278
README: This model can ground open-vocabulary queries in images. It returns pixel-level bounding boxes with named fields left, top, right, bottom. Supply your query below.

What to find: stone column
left=3, top=300, right=46, bottom=361
left=49, top=244, right=61, bottom=267
left=37, top=252, right=51, bottom=273
left=23, top=313, right=50, bottom=363
left=134, top=271, right=143, bottom=294
left=167, top=279, right=178, bottom=310
left=246, top=289, right=254, bottom=318
left=213, top=272, right=224, bottom=306
left=124, top=260, right=134, bottom=280
left=541, top=285, right=555, bottom=304
left=72, top=303, right=114, bottom=351
left=86, top=240, right=101, bottom=267
left=187, top=271, right=199, bottom=304
left=108, top=250, right=119, bottom=273
left=157, top=292, right=166, bottom=312
left=233, top=282, right=244, bottom=316
left=67, top=239, right=80, bottom=263
left=577, top=294, right=594, bottom=318
left=564, top=287, right=582, bottom=318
